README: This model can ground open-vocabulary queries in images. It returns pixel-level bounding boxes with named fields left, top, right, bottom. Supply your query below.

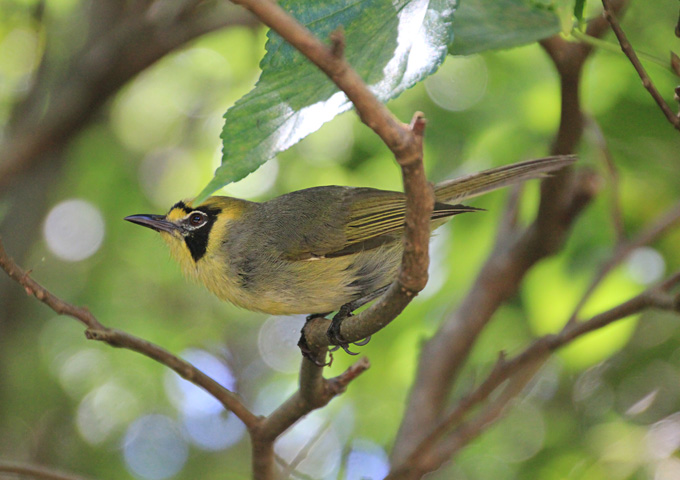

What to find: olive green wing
left=341, top=188, right=478, bottom=248
left=266, top=186, right=477, bottom=261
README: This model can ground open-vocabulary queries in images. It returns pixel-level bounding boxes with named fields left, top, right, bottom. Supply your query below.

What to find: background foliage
left=1, top=0, right=680, bottom=479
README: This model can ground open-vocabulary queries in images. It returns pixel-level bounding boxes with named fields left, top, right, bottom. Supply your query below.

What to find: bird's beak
left=124, top=214, right=178, bottom=234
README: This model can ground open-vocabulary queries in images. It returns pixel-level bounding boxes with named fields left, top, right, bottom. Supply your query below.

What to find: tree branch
left=569, top=200, right=680, bottom=322
left=230, top=0, right=434, bottom=354
left=388, top=271, right=680, bottom=478
left=0, top=238, right=259, bottom=430
left=601, top=0, right=680, bottom=131
left=250, top=357, right=370, bottom=479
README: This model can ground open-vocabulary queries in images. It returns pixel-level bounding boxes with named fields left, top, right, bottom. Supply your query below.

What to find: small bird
left=126, top=156, right=574, bottom=357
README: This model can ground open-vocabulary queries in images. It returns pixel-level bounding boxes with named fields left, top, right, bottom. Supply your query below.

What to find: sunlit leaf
left=197, top=0, right=456, bottom=201
left=449, top=0, right=560, bottom=56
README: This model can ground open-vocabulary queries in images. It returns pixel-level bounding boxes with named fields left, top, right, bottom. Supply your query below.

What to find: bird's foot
left=298, top=313, right=332, bottom=367
left=326, top=305, right=371, bottom=355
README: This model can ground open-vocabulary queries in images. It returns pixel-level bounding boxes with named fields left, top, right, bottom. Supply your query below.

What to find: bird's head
left=125, top=197, right=246, bottom=268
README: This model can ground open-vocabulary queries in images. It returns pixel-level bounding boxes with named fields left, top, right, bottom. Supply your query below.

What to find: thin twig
left=278, top=421, right=332, bottom=479
left=259, top=358, right=370, bottom=441
left=0, top=238, right=259, bottom=430
left=601, top=0, right=680, bottom=131
left=0, top=462, right=94, bottom=480
left=569, top=200, right=680, bottom=323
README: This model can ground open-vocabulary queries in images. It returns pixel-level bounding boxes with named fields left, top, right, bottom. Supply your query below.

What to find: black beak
left=125, top=214, right=178, bottom=234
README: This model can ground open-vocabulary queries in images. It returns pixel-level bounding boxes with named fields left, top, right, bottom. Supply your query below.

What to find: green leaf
left=573, top=0, right=586, bottom=23
left=449, top=0, right=560, bottom=56
left=196, top=0, right=456, bottom=202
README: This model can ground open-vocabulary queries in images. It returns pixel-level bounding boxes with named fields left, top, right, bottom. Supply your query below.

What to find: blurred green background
left=1, top=1, right=680, bottom=479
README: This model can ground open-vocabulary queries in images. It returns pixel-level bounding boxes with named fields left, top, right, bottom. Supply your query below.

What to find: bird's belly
left=200, top=246, right=402, bottom=315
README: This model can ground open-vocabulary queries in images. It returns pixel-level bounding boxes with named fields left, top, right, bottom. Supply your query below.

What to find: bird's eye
left=188, top=212, right=207, bottom=227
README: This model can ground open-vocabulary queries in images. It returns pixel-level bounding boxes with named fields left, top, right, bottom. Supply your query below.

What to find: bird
left=125, top=155, right=574, bottom=359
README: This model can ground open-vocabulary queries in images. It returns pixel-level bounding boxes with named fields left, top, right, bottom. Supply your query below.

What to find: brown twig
left=601, top=0, right=680, bottom=131
left=388, top=271, right=680, bottom=478
left=569, top=200, right=680, bottom=323
left=302, top=113, right=432, bottom=351
left=250, top=357, right=370, bottom=479
left=0, top=238, right=259, bottom=430
left=0, top=462, right=94, bottom=480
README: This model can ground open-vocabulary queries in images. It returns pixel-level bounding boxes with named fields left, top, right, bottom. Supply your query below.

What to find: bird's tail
left=433, top=155, right=576, bottom=204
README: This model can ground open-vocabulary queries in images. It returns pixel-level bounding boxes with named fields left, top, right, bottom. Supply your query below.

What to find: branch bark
left=0, top=238, right=259, bottom=430
left=601, top=0, right=680, bottom=131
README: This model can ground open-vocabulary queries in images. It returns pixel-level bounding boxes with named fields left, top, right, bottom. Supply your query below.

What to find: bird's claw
left=297, top=332, right=332, bottom=367
left=325, top=308, right=368, bottom=356
left=353, top=335, right=371, bottom=346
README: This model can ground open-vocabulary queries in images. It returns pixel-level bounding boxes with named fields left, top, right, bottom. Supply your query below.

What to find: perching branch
left=601, top=0, right=680, bottom=131
left=228, top=0, right=435, bottom=356
left=217, top=3, right=432, bottom=477
left=0, top=238, right=259, bottom=431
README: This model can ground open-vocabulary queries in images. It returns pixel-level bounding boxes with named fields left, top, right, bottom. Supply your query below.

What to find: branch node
left=329, top=27, right=345, bottom=58
left=409, top=111, right=426, bottom=137
left=327, top=356, right=370, bottom=395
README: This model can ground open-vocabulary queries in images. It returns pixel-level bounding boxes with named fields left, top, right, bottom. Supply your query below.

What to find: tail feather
left=434, top=155, right=576, bottom=203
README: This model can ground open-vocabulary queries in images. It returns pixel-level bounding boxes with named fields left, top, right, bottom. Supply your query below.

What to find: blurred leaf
left=198, top=0, right=456, bottom=201
left=449, top=0, right=561, bottom=56
left=573, top=0, right=586, bottom=23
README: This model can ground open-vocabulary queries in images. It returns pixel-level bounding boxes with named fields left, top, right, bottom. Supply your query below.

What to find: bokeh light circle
left=258, top=315, right=306, bottom=373
left=275, top=412, right=342, bottom=478
left=43, top=199, right=105, bottom=261
left=425, top=55, right=488, bottom=112
left=345, top=439, right=390, bottom=480
left=122, top=414, right=188, bottom=480
left=164, top=348, right=236, bottom=416
left=627, top=247, right=665, bottom=285
left=182, top=410, right=246, bottom=451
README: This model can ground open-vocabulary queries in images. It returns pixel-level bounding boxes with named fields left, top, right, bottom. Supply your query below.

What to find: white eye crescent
left=188, top=212, right=207, bottom=227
